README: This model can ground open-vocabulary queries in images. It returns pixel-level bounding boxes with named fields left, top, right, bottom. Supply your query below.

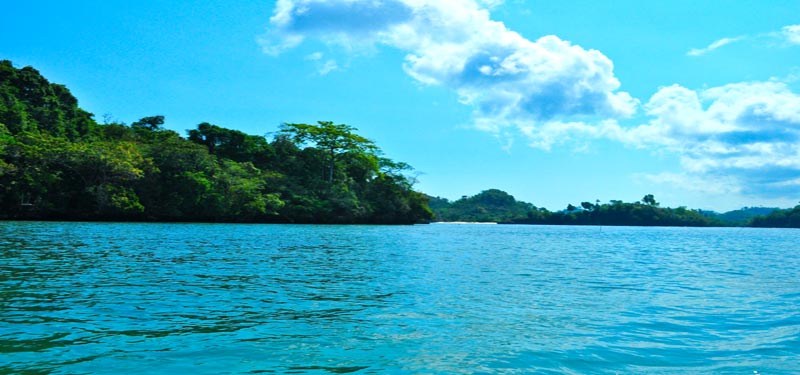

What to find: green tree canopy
left=749, top=205, right=800, bottom=228
left=188, top=122, right=274, bottom=165
left=0, top=60, right=95, bottom=138
left=642, top=194, right=659, bottom=206
left=0, top=61, right=433, bottom=224
left=280, top=121, right=378, bottom=183
left=131, top=115, right=165, bottom=131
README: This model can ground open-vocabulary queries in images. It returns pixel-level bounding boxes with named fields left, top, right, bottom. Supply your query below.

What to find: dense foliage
left=749, top=206, right=800, bottom=228
left=429, top=189, right=534, bottom=222
left=710, top=207, right=779, bottom=225
left=1, top=60, right=795, bottom=228
left=432, top=190, right=746, bottom=227
left=519, top=198, right=722, bottom=227
left=0, top=60, right=432, bottom=224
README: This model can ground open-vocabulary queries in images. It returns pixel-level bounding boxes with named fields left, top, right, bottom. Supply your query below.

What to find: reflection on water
left=1, top=222, right=799, bottom=374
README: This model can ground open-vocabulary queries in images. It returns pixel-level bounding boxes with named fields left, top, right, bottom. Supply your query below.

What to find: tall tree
left=279, top=121, right=377, bottom=183
left=131, top=115, right=164, bottom=131
left=642, top=194, right=659, bottom=206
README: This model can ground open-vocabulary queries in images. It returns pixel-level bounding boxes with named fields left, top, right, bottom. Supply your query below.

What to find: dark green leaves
left=0, top=60, right=433, bottom=224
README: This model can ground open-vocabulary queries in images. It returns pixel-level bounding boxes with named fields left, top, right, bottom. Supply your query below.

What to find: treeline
left=3, top=60, right=796, bottom=228
left=0, top=60, right=432, bottom=224
left=431, top=189, right=799, bottom=228
left=749, top=206, right=800, bottom=228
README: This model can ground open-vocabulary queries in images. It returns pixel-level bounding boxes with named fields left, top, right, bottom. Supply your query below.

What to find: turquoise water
left=1, top=222, right=799, bottom=374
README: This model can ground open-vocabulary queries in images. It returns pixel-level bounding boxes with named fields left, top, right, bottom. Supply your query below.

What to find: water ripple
left=1, top=223, right=799, bottom=374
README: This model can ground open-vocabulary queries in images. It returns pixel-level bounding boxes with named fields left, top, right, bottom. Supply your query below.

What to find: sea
left=2, top=222, right=799, bottom=374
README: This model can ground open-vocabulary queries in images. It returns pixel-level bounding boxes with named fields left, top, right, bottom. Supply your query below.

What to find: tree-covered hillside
left=518, top=196, right=723, bottom=227
left=2, top=60, right=795, bottom=228
left=749, top=206, right=800, bottom=228
left=432, top=190, right=800, bottom=228
left=708, top=207, right=780, bottom=225
left=429, top=189, right=535, bottom=222
left=0, top=60, right=432, bottom=224
left=432, top=190, right=725, bottom=227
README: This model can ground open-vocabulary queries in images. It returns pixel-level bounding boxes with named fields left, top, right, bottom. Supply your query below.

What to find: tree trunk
left=328, top=147, right=335, bottom=183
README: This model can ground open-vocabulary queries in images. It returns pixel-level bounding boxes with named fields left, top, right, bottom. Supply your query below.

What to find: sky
left=2, top=0, right=800, bottom=211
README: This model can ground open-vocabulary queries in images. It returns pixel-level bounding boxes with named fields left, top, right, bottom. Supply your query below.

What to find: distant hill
left=430, top=190, right=722, bottom=227
left=713, top=207, right=780, bottom=224
left=749, top=206, right=800, bottom=228
left=429, top=189, right=535, bottom=223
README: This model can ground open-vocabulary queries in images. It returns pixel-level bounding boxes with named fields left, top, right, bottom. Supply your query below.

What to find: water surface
left=1, top=222, right=799, bottom=374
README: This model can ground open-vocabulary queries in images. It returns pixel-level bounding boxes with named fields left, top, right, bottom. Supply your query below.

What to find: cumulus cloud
left=263, top=1, right=800, bottom=200
left=263, top=0, right=638, bottom=132
left=687, top=36, right=745, bottom=56
left=783, top=24, right=800, bottom=45
left=521, top=80, right=800, bottom=197
left=625, top=81, right=800, bottom=197
left=262, top=0, right=414, bottom=55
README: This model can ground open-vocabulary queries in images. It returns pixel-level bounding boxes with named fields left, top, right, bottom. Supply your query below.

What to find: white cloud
left=303, top=51, right=339, bottom=75
left=305, top=51, right=323, bottom=61
left=517, top=80, right=800, bottom=198
left=478, top=0, right=505, bottom=9
left=783, top=24, right=800, bottom=45
left=263, top=0, right=415, bottom=53
left=318, top=59, right=339, bottom=75
left=263, top=2, right=800, bottom=200
left=687, top=36, right=744, bottom=56
left=641, top=172, right=741, bottom=195
left=264, top=0, right=638, bottom=132
left=688, top=23, right=800, bottom=56
left=625, top=81, right=800, bottom=198
left=508, top=119, right=627, bottom=151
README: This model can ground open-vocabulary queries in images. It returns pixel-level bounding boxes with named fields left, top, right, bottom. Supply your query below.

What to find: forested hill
left=749, top=206, right=800, bottom=228
left=430, top=190, right=798, bottom=228
left=430, top=190, right=721, bottom=226
left=0, top=60, right=432, bottom=224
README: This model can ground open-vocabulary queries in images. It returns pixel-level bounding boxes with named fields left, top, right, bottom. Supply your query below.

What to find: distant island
left=1, top=60, right=798, bottom=227
left=429, top=189, right=799, bottom=228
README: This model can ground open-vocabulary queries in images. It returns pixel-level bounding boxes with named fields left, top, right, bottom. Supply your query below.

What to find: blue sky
left=2, top=0, right=799, bottom=211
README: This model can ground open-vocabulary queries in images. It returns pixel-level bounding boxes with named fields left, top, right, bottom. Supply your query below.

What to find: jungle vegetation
left=1, top=60, right=796, bottom=228
left=430, top=190, right=793, bottom=228
left=0, top=60, right=432, bottom=224
left=749, top=206, right=800, bottom=228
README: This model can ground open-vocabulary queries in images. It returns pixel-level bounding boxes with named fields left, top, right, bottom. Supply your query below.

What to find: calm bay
left=1, top=222, right=799, bottom=374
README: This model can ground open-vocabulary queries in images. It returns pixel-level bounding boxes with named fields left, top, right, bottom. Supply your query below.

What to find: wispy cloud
left=783, top=24, right=800, bottom=45
left=304, top=51, right=339, bottom=75
left=688, top=23, right=800, bottom=56
left=317, top=59, right=338, bottom=75
left=687, top=36, right=745, bottom=56
left=640, top=172, right=741, bottom=195
left=305, top=51, right=323, bottom=61
left=476, top=0, right=505, bottom=9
